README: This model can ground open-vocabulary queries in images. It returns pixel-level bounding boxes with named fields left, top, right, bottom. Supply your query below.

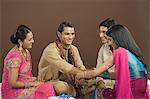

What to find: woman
left=1, top=25, right=55, bottom=99
left=75, top=24, right=149, bottom=99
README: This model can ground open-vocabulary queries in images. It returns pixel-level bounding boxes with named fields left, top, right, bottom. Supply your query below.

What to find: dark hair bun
left=10, top=34, right=18, bottom=44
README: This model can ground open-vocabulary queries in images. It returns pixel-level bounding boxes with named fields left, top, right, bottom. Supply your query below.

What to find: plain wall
left=0, top=0, right=2, bottom=82
left=148, top=1, right=150, bottom=74
left=1, top=0, right=149, bottom=81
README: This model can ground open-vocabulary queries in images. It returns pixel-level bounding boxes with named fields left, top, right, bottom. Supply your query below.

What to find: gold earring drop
left=19, top=45, right=23, bottom=51
left=18, top=40, right=23, bottom=51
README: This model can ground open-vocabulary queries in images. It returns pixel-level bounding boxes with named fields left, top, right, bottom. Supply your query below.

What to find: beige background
left=0, top=0, right=150, bottom=82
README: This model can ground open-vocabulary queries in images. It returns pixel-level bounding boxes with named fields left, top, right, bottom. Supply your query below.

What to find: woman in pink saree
left=75, top=24, right=149, bottom=99
left=1, top=25, right=55, bottom=99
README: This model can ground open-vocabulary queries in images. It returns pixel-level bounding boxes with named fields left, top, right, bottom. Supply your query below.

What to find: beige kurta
left=96, top=43, right=115, bottom=88
left=38, top=42, right=85, bottom=81
left=38, top=42, right=85, bottom=96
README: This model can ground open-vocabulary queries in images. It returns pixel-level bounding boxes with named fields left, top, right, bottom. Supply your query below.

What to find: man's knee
left=54, top=81, right=69, bottom=94
left=53, top=81, right=76, bottom=97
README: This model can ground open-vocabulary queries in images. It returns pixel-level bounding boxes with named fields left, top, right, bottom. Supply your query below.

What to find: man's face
left=59, top=27, right=75, bottom=45
left=99, top=26, right=108, bottom=44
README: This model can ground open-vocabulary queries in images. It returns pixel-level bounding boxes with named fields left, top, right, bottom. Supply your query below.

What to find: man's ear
left=57, top=32, right=61, bottom=39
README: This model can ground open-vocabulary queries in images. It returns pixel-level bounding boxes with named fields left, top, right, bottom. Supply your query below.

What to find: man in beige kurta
left=38, top=21, right=98, bottom=98
left=38, top=42, right=85, bottom=96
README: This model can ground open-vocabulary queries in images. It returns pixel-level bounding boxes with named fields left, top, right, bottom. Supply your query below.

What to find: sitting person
left=38, top=21, right=101, bottom=98
left=96, top=18, right=117, bottom=83
left=1, top=25, right=55, bottom=99
left=76, top=24, right=149, bottom=99
left=91, top=18, right=117, bottom=99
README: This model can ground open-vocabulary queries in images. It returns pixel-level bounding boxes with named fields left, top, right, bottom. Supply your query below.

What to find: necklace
left=21, top=49, right=27, bottom=59
left=16, top=46, right=27, bottom=59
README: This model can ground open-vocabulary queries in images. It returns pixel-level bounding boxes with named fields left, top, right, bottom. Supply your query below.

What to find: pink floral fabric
left=1, top=48, right=55, bottom=99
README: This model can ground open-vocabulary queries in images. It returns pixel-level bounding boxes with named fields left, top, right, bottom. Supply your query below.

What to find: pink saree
left=113, top=48, right=133, bottom=99
left=1, top=48, right=55, bottom=99
left=114, top=47, right=149, bottom=99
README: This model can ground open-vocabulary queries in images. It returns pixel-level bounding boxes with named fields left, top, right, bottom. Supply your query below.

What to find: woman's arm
left=9, top=67, right=25, bottom=88
left=75, top=55, right=114, bottom=80
left=9, top=68, right=42, bottom=88
left=93, top=55, right=114, bottom=77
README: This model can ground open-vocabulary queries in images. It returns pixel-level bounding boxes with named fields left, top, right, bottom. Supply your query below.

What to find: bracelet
left=24, top=82, right=30, bottom=88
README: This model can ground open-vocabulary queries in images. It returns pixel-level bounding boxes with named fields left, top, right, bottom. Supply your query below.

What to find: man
left=38, top=21, right=96, bottom=98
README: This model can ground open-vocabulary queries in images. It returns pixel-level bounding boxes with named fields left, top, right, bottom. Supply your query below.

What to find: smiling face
left=58, top=27, right=75, bottom=45
left=22, top=31, right=34, bottom=49
left=99, top=26, right=109, bottom=44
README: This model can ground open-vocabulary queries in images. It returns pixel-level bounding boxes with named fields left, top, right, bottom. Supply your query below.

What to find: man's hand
left=75, top=78, right=85, bottom=86
left=37, top=66, right=49, bottom=81
left=75, top=72, right=85, bottom=85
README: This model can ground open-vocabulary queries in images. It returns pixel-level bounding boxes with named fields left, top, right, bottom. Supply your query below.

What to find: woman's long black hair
left=106, top=24, right=145, bottom=65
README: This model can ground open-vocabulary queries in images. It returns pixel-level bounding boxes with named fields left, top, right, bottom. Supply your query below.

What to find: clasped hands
left=74, top=71, right=86, bottom=85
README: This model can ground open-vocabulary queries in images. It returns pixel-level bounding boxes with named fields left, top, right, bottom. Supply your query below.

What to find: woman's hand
left=28, top=77, right=37, bottom=82
left=29, top=81, right=43, bottom=87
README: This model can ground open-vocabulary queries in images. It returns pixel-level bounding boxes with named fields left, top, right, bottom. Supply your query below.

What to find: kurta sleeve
left=72, top=46, right=85, bottom=70
left=43, top=44, right=74, bottom=73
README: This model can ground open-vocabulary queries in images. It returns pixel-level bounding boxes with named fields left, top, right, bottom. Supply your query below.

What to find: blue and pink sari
left=114, top=47, right=148, bottom=99
left=91, top=47, right=149, bottom=99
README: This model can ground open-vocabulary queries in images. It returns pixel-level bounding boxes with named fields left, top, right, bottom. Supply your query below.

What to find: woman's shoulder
left=4, top=47, right=22, bottom=66
left=7, top=47, right=20, bottom=56
left=114, top=47, right=127, bottom=55
left=115, top=47, right=126, bottom=52
left=5, top=47, right=21, bottom=59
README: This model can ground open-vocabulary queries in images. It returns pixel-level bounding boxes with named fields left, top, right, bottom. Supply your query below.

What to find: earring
left=18, top=40, right=23, bottom=51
